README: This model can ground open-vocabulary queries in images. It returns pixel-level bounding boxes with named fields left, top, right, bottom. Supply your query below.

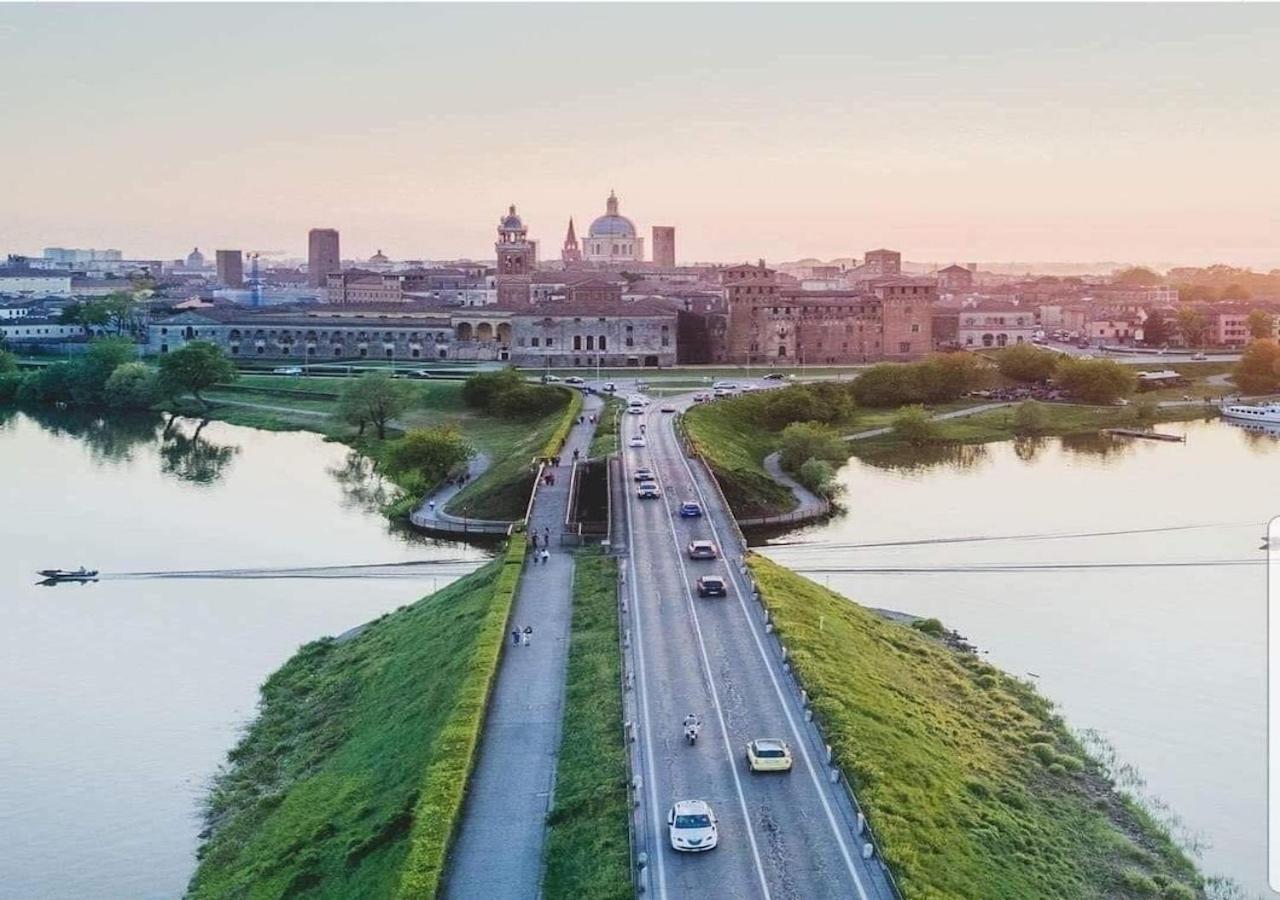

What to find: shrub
left=851, top=364, right=921, bottom=407
left=0, top=371, right=26, bottom=403
left=916, top=352, right=990, bottom=402
left=891, top=405, right=941, bottom=445
left=1013, top=400, right=1048, bottom=433
left=1055, top=358, right=1136, bottom=404
left=912, top=617, right=945, bottom=637
left=462, top=368, right=566, bottom=420
left=17, top=361, right=78, bottom=404
left=997, top=344, right=1059, bottom=383
left=0, top=348, right=17, bottom=374
left=1117, top=868, right=1160, bottom=895
left=103, top=362, right=159, bottom=410
left=778, top=420, right=846, bottom=471
left=796, top=457, right=837, bottom=498
left=72, top=337, right=137, bottom=406
left=381, top=425, right=475, bottom=485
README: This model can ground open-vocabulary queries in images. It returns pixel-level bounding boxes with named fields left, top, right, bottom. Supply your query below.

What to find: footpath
left=411, top=451, right=495, bottom=527
left=441, top=392, right=603, bottom=900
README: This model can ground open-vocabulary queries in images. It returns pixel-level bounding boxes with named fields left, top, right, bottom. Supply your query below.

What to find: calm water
left=763, top=419, right=1276, bottom=896
left=0, top=409, right=488, bottom=899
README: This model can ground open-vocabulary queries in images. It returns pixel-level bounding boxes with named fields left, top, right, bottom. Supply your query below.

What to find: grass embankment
left=543, top=551, right=630, bottom=900
left=588, top=395, right=625, bottom=458
left=443, top=386, right=581, bottom=521
left=681, top=392, right=899, bottom=518
left=747, top=554, right=1204, bottom=900
left=189, top=544, right=524, bottom=899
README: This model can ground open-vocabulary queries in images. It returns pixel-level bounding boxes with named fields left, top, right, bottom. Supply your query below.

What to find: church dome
left=499, top=204, right=524, bottom=231
left=588, top=190, right=636, bottom=239
left=588, top=214, right=636, bottom=238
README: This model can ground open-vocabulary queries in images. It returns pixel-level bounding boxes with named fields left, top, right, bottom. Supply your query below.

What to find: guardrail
left=616, top=565, right=650, bottom=896
left=685, top=439, right=904, bottom=898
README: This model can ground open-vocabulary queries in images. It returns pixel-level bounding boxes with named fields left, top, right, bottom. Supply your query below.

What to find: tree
left=381, top=425, right=474, bottom=485
left=1246, top=309, right=1275, bottom=340
left=98, top=292, right=139, bottom=336
left=796, top=458, right=838, bottom=498
left=337, top=372, right=412, bottom=439
left=157, top=340, right=236, bottom=410
left=1142, top=308, right=1170, bottom=346
left=1220, top=283, right=1251, bottom=301
left=915, top=353, right=990, bottom=402
left=0, top=348, right=16, bottom=374
left=1013, top=401, right=1049, bottom=433
left=1232, top=339, right=1280, bottom=394
left=1173, top=282, right=1215, bottom=304
left=850, top=364, right=921, bottom=407
left=997, top=345, right=1058, bottom=383
left=1175, top=307, right=1208, bottom=348
left=1054, top=358, right=1136, bottom=404
left=777, top=421, right=846, bottom=471
left=1112, top=266, right=1163, bottom=286
left=891, top=405, right=941, bottom=445
left=103, top=362, right=159, bottom=410
left=71, top=337, right=137, bottom=406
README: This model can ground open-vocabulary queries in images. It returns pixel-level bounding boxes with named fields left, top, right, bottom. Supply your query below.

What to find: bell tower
left=495, top=204, right=535, bottom=304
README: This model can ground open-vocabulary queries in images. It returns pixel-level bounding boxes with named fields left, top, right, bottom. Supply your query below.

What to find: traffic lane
left=646, top=424, right=865, bottom=900
left=624, top=442, right=768, bottom=900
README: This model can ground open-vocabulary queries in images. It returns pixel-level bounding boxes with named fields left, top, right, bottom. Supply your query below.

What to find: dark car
left=679, top=501, right=703, bottom=518
left=696, top=576, right=727, bottom=597
left=762, top=372, right=785, bottom=381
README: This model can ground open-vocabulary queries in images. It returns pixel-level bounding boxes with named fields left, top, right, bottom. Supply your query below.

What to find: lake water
left=762, top=418, right=1277, bottom=897
left=0, top=409, right=488, bottom=899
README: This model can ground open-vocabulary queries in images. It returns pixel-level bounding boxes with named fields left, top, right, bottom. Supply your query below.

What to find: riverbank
left=747, top=554, right=1205, bottom=898
left=188, top=546, right=522, bottom=899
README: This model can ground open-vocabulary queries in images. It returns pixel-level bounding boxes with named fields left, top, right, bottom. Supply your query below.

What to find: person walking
left=522, top=625, right=533, bottom=647
left=511, top=627, right=521, bottom=646
left=540, top=548, right=549, bottom=565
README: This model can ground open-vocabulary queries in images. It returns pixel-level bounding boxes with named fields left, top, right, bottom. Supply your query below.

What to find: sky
left=1, top=3, right=1278, bottom=270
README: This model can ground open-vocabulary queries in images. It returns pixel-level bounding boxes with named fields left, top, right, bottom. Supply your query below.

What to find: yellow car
left=746, top=738, right=793, bottom=773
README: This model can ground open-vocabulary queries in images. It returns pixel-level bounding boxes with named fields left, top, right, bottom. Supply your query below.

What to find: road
left=618, top=387, right=895, bottom=900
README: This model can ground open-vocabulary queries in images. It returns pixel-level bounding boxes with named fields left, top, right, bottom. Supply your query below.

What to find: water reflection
left=22, top=406, right=163, bottom=465
left=855, top=440, right=990, bottom=473
left=328, top=449, right=395, bottom=513
left=158, top=418, right=239, bottom=485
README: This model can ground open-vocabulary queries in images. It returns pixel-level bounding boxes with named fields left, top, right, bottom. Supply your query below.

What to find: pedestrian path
left=762, top=450, right=828, bottom=518
left=842, top=401, right=1012, bottom=441
left=411, top=451, right=494, bottom=527
left=441, top=393, right=603, bottom=900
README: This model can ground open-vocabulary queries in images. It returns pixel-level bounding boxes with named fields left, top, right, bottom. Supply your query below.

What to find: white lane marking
left=620, top=440, right=670, bottom=899
left=665, top=408, right=874, bottom=900
left=644, top=410, right=774, bottom=900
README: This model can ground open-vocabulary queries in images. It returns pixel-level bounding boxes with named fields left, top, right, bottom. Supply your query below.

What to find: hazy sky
left=2, top=3, right=1277, bottom=269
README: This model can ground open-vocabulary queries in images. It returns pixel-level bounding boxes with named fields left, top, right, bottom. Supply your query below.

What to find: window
left=899, top=341, right=911, bottom=353
left=778, top=345, right=787, bottom=357
left=661, top=336, right=669, bottom=347
left=573, top=335, right=582, bottom=350
left=586, top=335, right=594, bottom=350
left=911, top=324, right=920, bottom=333
left=256, top=346, right=264, bottom=354
left=626, top=337, right=634, bottom=347
left=599, top=336, right=606, bottom=350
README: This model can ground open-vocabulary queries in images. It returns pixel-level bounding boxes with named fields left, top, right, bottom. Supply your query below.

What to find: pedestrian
left=512, top=627, right=520, bottom=646
left=428, top=499, right=435, bottom=514
left=541, top=548, right=549, bottom=564
left=572, top=448, right=579, bottom=461
left=523, top=625, right=533, bottom=646
left=543, top=526, right=550, bottom=544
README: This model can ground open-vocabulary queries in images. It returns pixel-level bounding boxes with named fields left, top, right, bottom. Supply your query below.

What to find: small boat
left=1220, top=401, right=1280, bottom=424
left=37, top=567, right=99, bottom=581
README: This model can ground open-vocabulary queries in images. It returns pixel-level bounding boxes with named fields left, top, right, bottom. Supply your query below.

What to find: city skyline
left=2, top=4, right=1278, bottom=268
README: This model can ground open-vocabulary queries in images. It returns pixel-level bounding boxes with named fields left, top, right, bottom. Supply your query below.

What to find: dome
left=588, top=214, right=636, bottom=238
left=499, top=204, right=524, bottom=231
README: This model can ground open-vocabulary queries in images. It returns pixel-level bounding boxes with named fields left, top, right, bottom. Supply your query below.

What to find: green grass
left=588, top=396, right=625, bottom=458
left=542, top=551, right=630, bottom=900
left=442, top=388, right=579, bottom=521
left=747, top=554, right=1204, bottom=900
left=395, top=539, right=525, bottom=898
left=188, top=554, right=515, bottom=899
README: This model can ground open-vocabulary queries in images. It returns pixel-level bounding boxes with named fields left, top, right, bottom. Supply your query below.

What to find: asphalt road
left=619, top=391, right=895, bottom=900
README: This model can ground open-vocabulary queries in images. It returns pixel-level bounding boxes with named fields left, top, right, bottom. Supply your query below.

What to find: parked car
left=668, top=800, right=718, bottom=852
left=633, top=467, right=656, bottom=482
left=696, top=575, right=726, bottom=597
left=679, top=501, right=703, bottom=518
left=762, top=372, right=784, bottom=381
left=746, top=738, right=793, bottom=773
left=628, top=435, right=647, bottom=448
left=637, top=481, right=661, bottom=499
left=687, top=540, right=718, bottom=560
left=564, top=376, right=586, bottom=385
left=272, top=366, right=303, bottom=375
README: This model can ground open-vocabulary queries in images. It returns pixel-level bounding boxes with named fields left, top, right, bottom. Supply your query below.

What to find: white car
left=712, top=381, right=737, bottom=390
left=668, top=800, right=718, bottom=852
left=272, top=366, right=303, bottom=375
left=628, top=435, right=647, bottom=448
left=1191, top=352, right=1208, bottom=361
left=602, top=382, right=617, bottom=392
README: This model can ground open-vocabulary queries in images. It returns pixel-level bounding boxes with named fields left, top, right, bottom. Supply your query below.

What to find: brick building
left=307, top=228, right=340, bottom=288
left=215, top=250, right=244, bottom=287
left=651, top=226, right=676, bottom=267
left=718, top=262, right=933, bottom=364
